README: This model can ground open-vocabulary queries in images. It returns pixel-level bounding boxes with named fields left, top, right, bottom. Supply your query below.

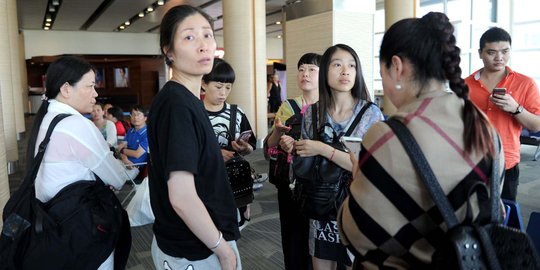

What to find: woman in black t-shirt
left=147, top=5, right=240, bottom=270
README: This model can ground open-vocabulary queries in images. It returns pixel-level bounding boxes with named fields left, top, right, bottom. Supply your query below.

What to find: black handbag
left=0, top=114, right=130, bottom=270
left=386, top=118, right=540, bottom=270
left=225, top=105, right=254, bottom=208
left=292, top=102, right=373, bottom=220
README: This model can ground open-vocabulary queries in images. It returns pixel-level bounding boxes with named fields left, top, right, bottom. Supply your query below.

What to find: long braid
left=421, top=12, right=495, bottom=157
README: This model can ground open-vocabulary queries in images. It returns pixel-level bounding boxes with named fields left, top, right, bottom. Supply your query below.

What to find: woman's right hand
left=214, top=242, right=237, bottom=270
left=274, top=118, right=291, bottom=134
left=279, top=135, right=295, bottom=153
left=221, top=149, right=235, bottom=162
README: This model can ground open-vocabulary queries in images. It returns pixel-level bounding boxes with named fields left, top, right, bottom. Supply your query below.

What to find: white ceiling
left=16, top=0, right=286, bottom=37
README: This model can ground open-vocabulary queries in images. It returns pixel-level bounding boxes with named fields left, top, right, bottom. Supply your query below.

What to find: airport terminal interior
left=2, top=0, right=540, bottom=269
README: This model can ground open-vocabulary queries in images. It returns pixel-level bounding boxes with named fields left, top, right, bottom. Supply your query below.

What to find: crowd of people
left=14, top=3, right=540, bottom=270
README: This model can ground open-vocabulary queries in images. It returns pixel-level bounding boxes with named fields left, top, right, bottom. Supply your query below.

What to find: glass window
left=512, top=0, right=540, bottom=23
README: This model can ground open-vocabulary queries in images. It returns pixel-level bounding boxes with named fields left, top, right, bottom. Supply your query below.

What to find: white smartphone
left=236, top=130, right=252, bottom=142
left=340, top=136, right=362, bottom=158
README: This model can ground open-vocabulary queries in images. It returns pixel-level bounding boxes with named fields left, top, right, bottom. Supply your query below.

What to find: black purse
left=386, top=118, right=540, bottom=270
left=292, top=102, right=373, bottom=220
left=225, top=105, right=254, bottom=208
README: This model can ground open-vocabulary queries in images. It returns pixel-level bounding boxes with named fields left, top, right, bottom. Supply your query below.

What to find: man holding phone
left=466, top=27, right=540, bottom=201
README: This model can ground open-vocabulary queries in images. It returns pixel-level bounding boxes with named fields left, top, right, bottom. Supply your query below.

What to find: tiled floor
left=7, top=115, right=540, bottom=269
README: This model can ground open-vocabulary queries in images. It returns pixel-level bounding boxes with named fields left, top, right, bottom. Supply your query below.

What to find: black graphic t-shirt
left=206, top=103, right=256, bottom=150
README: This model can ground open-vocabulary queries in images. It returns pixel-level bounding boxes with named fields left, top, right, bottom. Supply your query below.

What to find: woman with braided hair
left=337, top=12, right=505, bottom=269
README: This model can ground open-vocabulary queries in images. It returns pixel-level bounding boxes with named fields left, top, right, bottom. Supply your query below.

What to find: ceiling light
left=49, top=5, right=56, bottom=12
left=45, top=22, right=51, bottom=26
left=44, top=26, right=50, bottom=30
left=125, top=21, right=130, bottom=26
left=147, top=7, right=154, bottom=12
left=119, top=25, right=125, bottom=30
left=157, top=0, right=164, bottom=5
left=277, top=35, right=282, bottom=39
left=52, top=0, right=60, bottom=6
left=276, top=21, right=281, bottom=25
left=46, top=14, right=52, bottom=22
left=138, top=12, right=145, bottom=17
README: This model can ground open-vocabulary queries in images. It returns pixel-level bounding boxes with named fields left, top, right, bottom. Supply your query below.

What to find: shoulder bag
left=225, top=104, right=255, bottom=207
left=0, top=114, right=130, bottom=270
left=292, top=102, right=373, bottom=220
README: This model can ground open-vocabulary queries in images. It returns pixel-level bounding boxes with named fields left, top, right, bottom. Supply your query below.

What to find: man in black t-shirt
left=147, top=81, right=240, bottom=262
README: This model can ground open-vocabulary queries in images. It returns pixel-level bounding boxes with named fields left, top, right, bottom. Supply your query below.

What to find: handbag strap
left=229, top=104, right=238, bottom=146
left=311, top=101, right=374, bottom=141
left=288, top=99, right=301, bottom=115
left=27, top=113, right=72, bottom=186
left=385, top=118, right=501, bottom=228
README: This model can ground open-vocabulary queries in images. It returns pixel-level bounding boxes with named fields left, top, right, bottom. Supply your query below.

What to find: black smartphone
left=492, top=87, right=507, bottom=97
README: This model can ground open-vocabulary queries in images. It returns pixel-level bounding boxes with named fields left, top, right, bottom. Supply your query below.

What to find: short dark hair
left=202, top=58, right=235, bottom=84
left=108, top=106, right=125, bottom=121
left=479, top=27, right=512, bottom=51
left=297, top=53, right=322, bottom=69
left=131, top=104, right=147, bottom=116
left=160, top=5, right=214, bottom=66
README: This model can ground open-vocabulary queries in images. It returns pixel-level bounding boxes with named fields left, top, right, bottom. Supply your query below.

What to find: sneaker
left=253, top=183, right=264, bottom=191
left=238, top=216, right=250, bottom=231
left=253, top=173, right=268, bottom=183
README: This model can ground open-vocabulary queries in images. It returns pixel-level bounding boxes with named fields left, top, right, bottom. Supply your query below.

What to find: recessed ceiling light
left=119, top=25, right=125, bottom=30
left=45, top=22, right=51, bottom=26
left=147, top=7, right=154, bottom=12
left=277, top=35, right=282, bottom=38
left=276, top=21, right=281, bottom=25
left=46, top=14, right=52, bottom=22
left=125, top=21, right=130, bottom=25
left=49, top=5, right=56, bottom=12
left=157, top=0, right=164, bottom=5
left=44, top=26, right=50, bottom=30
left=138, top=12, right=145, bottom=17
left=52, top=0, right=60, bottom=6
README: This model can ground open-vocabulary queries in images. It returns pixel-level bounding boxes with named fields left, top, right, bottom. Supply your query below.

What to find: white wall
left=23, top=30, right=283, bottom=60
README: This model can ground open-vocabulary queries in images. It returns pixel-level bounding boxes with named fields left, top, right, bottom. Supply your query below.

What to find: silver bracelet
left=209, top=231, right=223, bottom=250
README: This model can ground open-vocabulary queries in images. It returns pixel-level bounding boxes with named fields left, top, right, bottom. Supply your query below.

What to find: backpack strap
left=28, top=114, right=72, bottom=185
left=288, top=99, right=301, bottom=115
left=344, top=102, right=374, bottom=136
left=311, top=104, right=319, bottom=141
left=385, top=118, right=501, bottom=227
left=229, top=104, right=238, bottom=146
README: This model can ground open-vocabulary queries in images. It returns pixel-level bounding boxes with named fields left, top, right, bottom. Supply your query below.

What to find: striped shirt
left=338, top=90, right=504, bottom=269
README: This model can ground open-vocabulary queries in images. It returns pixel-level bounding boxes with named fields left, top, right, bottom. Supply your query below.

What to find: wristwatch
left=513, top=104, right=524, bottom=115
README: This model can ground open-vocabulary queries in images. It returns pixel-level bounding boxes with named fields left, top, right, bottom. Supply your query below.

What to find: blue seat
left=526, top=212, right=540, bottom=257
left=502, top=199, right=525, bottom=231
left=503, top=204, right=511, bottom=225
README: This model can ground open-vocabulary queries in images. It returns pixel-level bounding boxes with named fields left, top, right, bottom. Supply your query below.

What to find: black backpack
left=269, top=99, right=302, bottom=187
left=0, top=114, right=130, bottom=270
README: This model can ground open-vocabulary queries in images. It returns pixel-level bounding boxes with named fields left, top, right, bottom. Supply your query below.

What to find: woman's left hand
left=232, top=140, right=252, bottom=155
left=294, top=139, right=329, bottom=157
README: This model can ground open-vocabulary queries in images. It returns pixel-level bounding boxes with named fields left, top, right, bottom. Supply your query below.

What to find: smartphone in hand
left=340, top=136, right=362, bottom=158
left=492, top=87, right=507, bottom=97
left=236, top=130, right=252, bottom=143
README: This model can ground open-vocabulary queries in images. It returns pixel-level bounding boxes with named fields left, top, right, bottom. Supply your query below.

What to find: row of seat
left=521, top=128, right=540, bottom=161
left=503, top=199, right=540, bottom=257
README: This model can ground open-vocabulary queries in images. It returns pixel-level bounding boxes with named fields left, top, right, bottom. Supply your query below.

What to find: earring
left=395, top=83, right=402, bottom=90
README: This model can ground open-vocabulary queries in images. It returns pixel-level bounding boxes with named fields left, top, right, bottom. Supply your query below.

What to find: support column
left=8, top=0, right=25, bottom=135
left=382, top=0, right=416, bottom=115
left=222, top=0, right=267, bottom=146
left=284, top=0, right=375, bottom=101
left=0, top=0, right=18, bottom=164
